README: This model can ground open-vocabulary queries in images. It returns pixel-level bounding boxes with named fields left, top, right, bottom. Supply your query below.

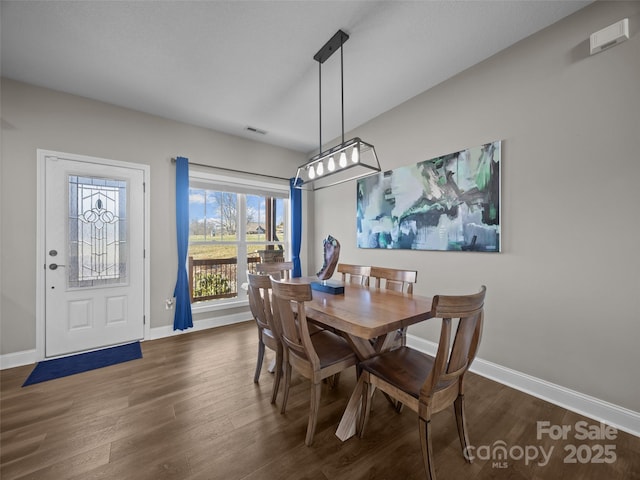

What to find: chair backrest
left=270, top=278, right=319, bottom=369
left=370, top=266, right=417, bottom=293
left=256, top=261, right=294, bottom=280
left=247, top=273, right=279, bottom=335
left=420, top=286, right=486, bottom=399
left=337, top=263, right=371, bottom=286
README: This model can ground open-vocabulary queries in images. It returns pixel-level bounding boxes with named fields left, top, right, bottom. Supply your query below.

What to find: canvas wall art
left=357, top=141, right=501, bottom=252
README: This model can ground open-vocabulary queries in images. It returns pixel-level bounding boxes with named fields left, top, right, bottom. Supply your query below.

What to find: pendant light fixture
left=294, top=30, right=380, bottom=190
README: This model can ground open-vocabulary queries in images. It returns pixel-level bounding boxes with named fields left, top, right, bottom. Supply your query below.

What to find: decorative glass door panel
left=68, top=176, right=128, bottom=288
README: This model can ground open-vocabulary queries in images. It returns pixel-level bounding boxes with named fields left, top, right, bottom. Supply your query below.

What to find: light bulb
left=339, top=151, right=347, bottom=168
left=316, top=161, right=324, bottom=176
left=328, top=156, right=335, bottom=172
left=352, top=146, right=359, bottom=163
left=308, top=165, right=315, bottom=179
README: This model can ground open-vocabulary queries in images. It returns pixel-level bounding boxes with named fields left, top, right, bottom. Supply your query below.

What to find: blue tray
left=310, top=280, right=345, bottom=295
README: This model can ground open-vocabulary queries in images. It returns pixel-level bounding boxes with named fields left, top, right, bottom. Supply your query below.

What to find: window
left=188, top=170, right=289, bottom=307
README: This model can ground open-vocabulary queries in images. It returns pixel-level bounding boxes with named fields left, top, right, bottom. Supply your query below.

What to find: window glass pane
left=246, top=194, right=266, bottom=242
left=190, top=246, right=238, bottom=302
left=189, top=243, right=238, bottom=261
left=274, top=198, right=286, bottom=244
left=189, top=189, right=238, bottom=241
left=212, top=191, right=238, bottom=241
left=189, top=189, right=207, bottom=241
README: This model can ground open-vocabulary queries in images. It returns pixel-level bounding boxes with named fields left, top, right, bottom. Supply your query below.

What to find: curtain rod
left=171, top=158, right=290, bottom=182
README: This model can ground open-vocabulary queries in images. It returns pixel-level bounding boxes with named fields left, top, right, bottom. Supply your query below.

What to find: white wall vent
left=590, top=18, right=629, bottom=55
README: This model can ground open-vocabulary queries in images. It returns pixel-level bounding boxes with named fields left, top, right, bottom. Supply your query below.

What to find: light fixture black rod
left=170, top=158, right=289, bottom=182
left=313, top=29, right=350, bottom=155
left=319, top=61, right=322, bottom=154
left=341, top=41, right=345, bottom=145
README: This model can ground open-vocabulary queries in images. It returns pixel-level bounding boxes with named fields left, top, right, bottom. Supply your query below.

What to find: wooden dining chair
left=370, top=266, right=418, bottom=347
left=337, top=263, right=371, bottom=286
left=259, top=262, right=326, bottom=336
left=358, top=286, right=487, bottom=480
left=256, top=261, right=294, bottom=280
left=247, top=273, right=283, bottom=404
left=370, top=266, right=417, bottom=293
left=270, top=278, right=358, bottom=446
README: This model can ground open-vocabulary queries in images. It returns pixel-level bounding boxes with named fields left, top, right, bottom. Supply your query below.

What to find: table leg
left=374, top=331, right=400, bottom=352
left=343, top=335, right=376, bottom=361
left=335, top=332, right=395, bottom=441
left=335, top=374, right=365, bottom=441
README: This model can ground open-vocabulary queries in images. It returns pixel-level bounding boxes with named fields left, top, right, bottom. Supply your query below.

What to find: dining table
left=288, top=277, right=434, bottom=440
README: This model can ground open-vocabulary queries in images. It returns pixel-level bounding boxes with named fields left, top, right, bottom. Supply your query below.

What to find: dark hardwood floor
left=2, top=321, right=639, bottom=480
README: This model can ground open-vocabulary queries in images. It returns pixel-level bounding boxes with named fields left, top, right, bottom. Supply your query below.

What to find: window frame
left=188, top=169, right=290, bottom=313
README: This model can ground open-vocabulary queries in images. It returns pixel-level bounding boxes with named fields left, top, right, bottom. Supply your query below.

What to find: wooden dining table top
left=288, top=277, right=434, bottom=341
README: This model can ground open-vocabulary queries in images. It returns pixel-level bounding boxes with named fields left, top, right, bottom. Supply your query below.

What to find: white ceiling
left=1, top=0, right=592, bottom=153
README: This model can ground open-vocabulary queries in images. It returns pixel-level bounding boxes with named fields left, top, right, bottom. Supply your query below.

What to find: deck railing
left=188, top=256, right=261, bottom=302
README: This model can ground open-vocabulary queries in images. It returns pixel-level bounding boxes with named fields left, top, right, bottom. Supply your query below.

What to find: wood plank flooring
left=2, top=321, right=639, bottom=480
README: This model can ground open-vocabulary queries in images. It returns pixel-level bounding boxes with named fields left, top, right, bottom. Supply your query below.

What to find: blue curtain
left=173, top=157, right=193, bottom=330
left=290, top=178, right=302, bottom=278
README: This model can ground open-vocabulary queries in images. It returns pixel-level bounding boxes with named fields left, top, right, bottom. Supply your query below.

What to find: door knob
left=49, top=263, right=65, bottom=270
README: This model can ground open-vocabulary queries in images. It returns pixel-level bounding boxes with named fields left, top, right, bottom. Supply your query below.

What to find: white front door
left=44, top=154, right=145, bottom=357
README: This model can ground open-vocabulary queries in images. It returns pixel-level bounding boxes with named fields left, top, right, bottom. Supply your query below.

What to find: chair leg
left=254, top=338, right=265, bottom=383
left=271, top=345, right=283, bottom=404
left=280, top=352, right=291, bottom=414
left=419, top=417, right=437, bottom=480
left=327, top=372, right=341, bottom=389
left=454, top=394, right=472, bottom=462
left=382, top=392, right=401, bottom=411
left=305, top=381, right=322, bottom=446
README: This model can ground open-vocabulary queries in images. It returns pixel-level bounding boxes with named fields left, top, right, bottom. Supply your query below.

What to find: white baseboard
left=407, top=334, right=640, bottom=438
left=0, top=349, right=37, bottom=370
left=0, top=312, right=251, bottom=369
left=148, top=311, right=251, bottom=340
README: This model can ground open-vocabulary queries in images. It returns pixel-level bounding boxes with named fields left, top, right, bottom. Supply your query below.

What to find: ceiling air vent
left=245, top=126, right=267, bottom=135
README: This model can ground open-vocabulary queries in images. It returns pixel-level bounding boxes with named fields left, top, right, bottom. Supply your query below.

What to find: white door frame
left=36, top=149, right=150, bottom=360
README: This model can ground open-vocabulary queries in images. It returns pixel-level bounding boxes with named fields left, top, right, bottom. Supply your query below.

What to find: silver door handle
left=49, top=263, right=65, bottom=270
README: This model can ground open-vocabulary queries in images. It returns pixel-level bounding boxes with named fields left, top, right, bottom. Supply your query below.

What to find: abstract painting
left=357, top=141, right=501, bottom=252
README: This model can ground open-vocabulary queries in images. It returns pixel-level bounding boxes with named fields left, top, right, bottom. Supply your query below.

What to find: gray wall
left=0, top=79, right=306, bottom=353
left=312, top=1, right=640, bottom=412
